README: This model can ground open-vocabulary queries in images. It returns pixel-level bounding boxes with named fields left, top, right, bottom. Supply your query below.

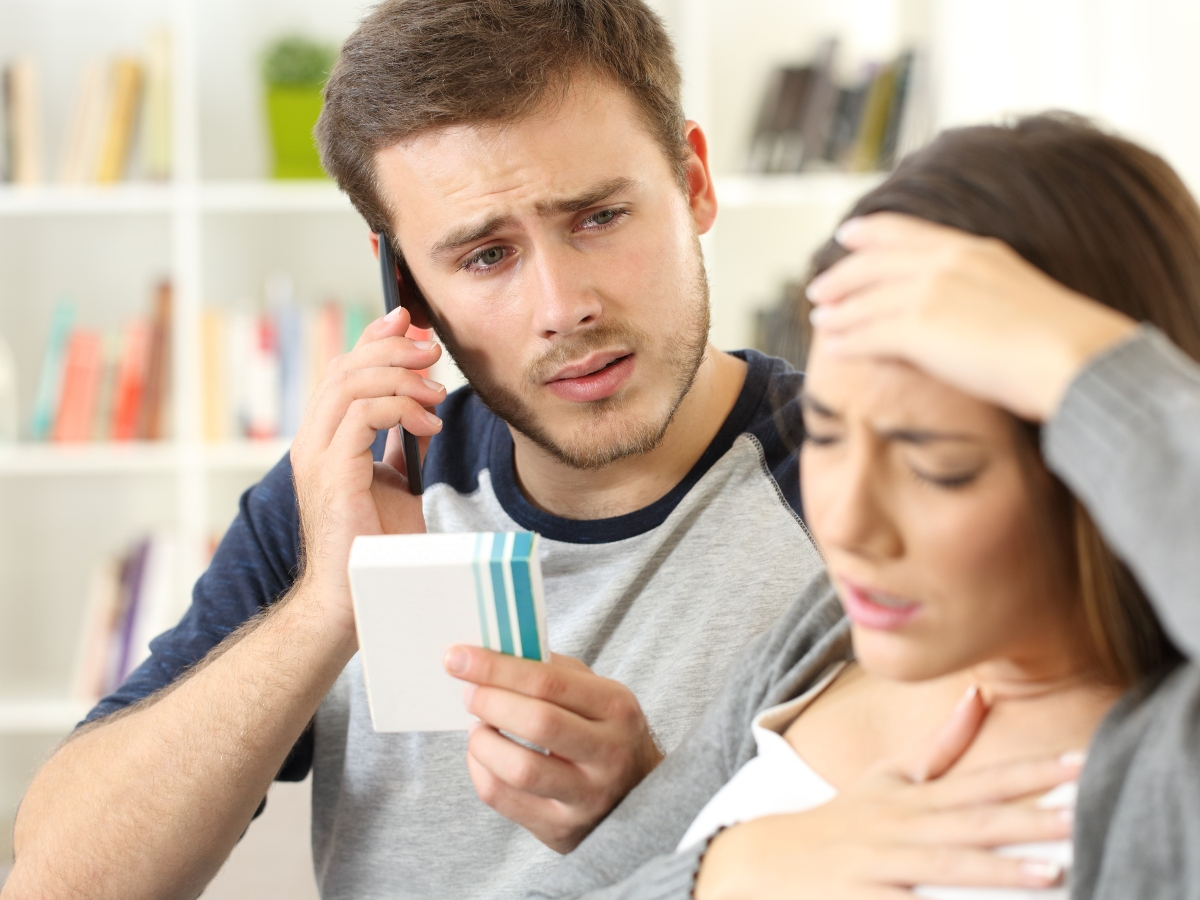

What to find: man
left=7, top=1, right=821, bottom=898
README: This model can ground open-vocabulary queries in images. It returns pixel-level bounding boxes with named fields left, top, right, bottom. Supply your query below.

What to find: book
left=348, top=532, right=550, bottom=732
left=851, top=62, right=899, bottom=172
left=72, top=556, right=123, bottom=701
left=110, top=317, right=152, bottom=441
left=5, top=58, right=44, bottom=185
left=138, top=280, right=172, bottom=440
left=29, top=300, right=75, bottom=440
left=142, top=29, right=172, bottom=180
left=201, top=308, right=229, bottom=442
left=95, top=57, right=143, bottom=183
left=53, top=328, right=103, bottom=442
left=59, top=60, right=107, bottom=184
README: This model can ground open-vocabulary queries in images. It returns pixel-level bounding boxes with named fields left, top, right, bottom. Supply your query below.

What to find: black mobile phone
left=378, top=233, right=426, bottom=496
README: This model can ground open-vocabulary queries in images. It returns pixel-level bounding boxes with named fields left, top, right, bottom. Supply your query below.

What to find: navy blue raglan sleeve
left=79, top=452, right=313, bottom=781
left=740, top=350, right=806, bottom=521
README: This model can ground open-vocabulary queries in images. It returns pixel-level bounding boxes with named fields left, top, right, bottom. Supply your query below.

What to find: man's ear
left=368, top=231, right=433, bottom=329
left=682, top=121, right=718, bottom=236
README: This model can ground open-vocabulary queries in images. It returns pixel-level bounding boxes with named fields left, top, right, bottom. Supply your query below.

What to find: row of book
left=753, top=280, right=812, bottom=371
left=2, top=29, right=171, bottom=185
left=746, top=40, right=930, bottom=174
left=31, top=284, right=172, bottom=442
left=73, top=533, right=179, bottom=702
left=202, top=297, right=373, bottom=442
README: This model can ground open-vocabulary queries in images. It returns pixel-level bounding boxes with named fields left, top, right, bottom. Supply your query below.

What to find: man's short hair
left=316, top=0, right=688, bottom=242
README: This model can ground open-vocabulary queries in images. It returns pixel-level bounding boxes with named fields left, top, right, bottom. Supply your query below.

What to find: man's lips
left=545, top=351, right=635, bottom=403
left=838, top=577, right=922, bottom=631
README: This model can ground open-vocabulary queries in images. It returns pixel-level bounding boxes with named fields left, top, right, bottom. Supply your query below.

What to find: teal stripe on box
left=489, top=533, right=514, bottom=655
left=472, top=534, right=490, bottom=650
left=510, top=532, right=541, bottom=661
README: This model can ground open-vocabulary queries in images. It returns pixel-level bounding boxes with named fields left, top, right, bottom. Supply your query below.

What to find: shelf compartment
left=714, top=172, right=886, bottom=208
left=0, top=184, right=173, bottom=217
left=0, top=698, right=91, bottom=734
left=199, top=180, right=352, bottom=213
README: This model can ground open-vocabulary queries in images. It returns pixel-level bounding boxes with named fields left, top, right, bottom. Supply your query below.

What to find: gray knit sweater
left=533, top=326, right=1200, bottom=900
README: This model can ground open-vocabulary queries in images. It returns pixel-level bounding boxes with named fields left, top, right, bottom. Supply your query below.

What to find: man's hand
left=806, top=213, right=1138, bottom=422
left=289, top=306, right=445, bottom=627
left=444, top=646, right=663, bottom=853
left=695, top=687, right=1081, bottom=899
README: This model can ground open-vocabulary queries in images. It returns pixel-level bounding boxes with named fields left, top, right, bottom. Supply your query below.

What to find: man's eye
left=580, top=208, right=626, bottom=230
left=463, top=246, right=507, bottom=270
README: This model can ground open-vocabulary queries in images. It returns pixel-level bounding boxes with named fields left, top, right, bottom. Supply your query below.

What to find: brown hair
left=811, top=113, right=1198, bottom=686
left=316, top=0, right=687, bottom=242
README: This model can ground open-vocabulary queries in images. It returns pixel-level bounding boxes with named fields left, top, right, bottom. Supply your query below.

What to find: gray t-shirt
left=87, top=349, right=824, bottom=899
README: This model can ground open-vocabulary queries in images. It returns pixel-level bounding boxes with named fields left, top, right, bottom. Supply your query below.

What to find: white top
left=678, top=663, right=1075, bottom=899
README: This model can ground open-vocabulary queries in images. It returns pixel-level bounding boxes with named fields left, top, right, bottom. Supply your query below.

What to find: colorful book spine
left=29, top=300, right=75, bottom=440
left=110, top=317, right=151, bottom=441
left=138, top=280, right=172, bottom=440
left=53, top=328, right=103, bottom=442
left=95, top=57, right=143, bottom=183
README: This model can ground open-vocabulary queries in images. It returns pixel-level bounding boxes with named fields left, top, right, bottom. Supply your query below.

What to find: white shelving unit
left=0, top=0, right=924, bottom=885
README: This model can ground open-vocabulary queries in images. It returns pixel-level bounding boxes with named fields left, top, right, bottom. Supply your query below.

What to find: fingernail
left=445, top=647, right=468, bottom=675
left=806, top=275, right=827, bottom=302
left=1019, top=860, right=1063, bottom=885
left=835, top=217, right=865, bottom=246
left=422, top=377, right=445, bottom=392
left=808, top=305, right=830, bottom=327
left=955, top=684, right=980, bottom=711
left=385, top=306, right=403, bottom=322
left=1059, top=750, right=1087, bottom=768
left=462, top=683, right=477, bottom=707
left=425, top=410, right=442, bottom=427
left=413, top=339, right=438, bottom=350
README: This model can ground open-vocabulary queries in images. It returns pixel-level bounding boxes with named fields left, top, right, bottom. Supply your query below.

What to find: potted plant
left=262, top=35, right=337, bottom=179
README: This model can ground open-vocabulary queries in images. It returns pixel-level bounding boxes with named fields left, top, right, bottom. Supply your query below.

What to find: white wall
left=933, top=0, right=1200, bottom=190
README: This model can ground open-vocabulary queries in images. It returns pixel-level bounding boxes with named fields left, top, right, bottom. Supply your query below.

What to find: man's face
left=374, top=75, right=715, bottom=469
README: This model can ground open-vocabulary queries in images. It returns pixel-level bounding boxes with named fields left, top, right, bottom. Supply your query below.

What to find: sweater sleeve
left=530, top=578, right=849, bottom=900
left=1043, top=326, right=1200, bottom=659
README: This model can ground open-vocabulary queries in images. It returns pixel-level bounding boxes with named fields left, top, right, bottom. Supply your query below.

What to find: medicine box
left=347, top=531, right=549, bottom=732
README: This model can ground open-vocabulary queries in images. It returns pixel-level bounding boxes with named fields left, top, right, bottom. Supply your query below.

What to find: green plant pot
left=266, top=84, right=327, bottom=179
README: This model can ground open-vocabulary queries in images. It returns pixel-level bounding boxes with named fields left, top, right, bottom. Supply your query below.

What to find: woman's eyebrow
left=799, top=390, right=838, bottom=418
left=879, top=427, right=980, bottom=445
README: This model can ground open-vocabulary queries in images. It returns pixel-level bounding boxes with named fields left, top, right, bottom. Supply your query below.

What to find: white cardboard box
left=347, top=531, right=548, bottom=732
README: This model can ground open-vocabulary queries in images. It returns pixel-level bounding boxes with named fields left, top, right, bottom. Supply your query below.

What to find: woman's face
left=800, top=335, right=1079, bottom=682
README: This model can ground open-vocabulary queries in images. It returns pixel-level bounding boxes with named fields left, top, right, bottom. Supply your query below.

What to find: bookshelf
left=0, top=0, right=930, bottom=889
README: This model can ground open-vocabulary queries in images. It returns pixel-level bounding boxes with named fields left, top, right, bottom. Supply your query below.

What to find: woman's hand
left=806, top=213, right=1138, bottom=422
left=694, top=687, right=1081, bottom=900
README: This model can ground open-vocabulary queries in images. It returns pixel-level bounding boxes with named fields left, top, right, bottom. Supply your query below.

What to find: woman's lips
left=838, top=578, right=922, bottom=630
left=545, top=353, right=635, bottom=403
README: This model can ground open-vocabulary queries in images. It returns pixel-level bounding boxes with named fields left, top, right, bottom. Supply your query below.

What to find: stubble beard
left=425, top=251, right=712, bottom=471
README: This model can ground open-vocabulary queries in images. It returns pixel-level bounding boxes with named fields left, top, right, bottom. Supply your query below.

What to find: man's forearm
left=5, top=581, right=356, bottom=900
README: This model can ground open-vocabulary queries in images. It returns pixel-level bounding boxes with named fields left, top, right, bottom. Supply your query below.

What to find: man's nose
left=527, top=243, right=604, bottom=338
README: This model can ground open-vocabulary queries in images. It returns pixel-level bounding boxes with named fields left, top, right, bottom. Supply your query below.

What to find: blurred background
left=1, top=0, right=1199, bottom=895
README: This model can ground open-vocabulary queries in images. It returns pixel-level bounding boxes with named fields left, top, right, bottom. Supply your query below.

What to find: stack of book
left=29, top=282, right=172, bottom=443
left=202, top=298, right=372, bottom=442
left=745, top=40, right=930, bottom=174
left=73, top=533, right=178, bottom=702
left=1, top=28, right=171, bottom=185
left=754, top=280, right=812, bottom=371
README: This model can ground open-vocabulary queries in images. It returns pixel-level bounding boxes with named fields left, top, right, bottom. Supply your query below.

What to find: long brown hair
left=811, top=113, right=1197, bottom=686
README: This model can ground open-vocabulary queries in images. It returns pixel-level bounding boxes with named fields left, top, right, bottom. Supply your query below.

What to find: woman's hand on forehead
left=805, top=213, right=1137, bottom=422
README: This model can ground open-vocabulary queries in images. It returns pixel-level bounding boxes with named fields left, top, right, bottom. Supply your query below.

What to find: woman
left=533, top=114, right=1200, bottom=899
